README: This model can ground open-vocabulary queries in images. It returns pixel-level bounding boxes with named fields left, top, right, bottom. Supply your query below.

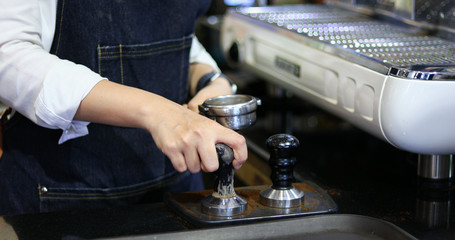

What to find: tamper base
left=260, top=187, right=304, bottom=208
left=201, top=194, right=247, bottom=216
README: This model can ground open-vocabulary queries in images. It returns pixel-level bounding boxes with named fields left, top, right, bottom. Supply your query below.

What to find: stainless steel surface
left=117, top=214, right=417, bottom=240
left=331, top=0, right=455, bottom=32
left=416, top=197, right=452, bottom=229
left=211, top=112, right=258, bottom=131
left=389, top=65, right=455, bottom=80
left=231, top=4, right=455, bottom=77
left=417, top=154, right=453, bottom=180
left=199, top=94, right=261, bottom=130
left=376, top=0, right=453, bottom=24
left=201, top=195, right=247, bottom=216
left=165, top=182, right=337, bottom=226
left=199, top=94, right=261, bottom=116
left=438, top=4, right=455, bottom=39
left=259, top=187, right=304, bottom=208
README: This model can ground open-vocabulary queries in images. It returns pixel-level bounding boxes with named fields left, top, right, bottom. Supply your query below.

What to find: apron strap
left=0, top=106, right=11, bottom=159
left=0, top=121, right=3, bottom=158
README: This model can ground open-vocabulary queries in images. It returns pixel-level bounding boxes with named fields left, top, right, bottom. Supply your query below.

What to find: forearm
left=74, top=80, right=174, bottom=132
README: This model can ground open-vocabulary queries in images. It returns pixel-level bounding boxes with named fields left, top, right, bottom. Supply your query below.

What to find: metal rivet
left=40, top=186, right=48, bottom=194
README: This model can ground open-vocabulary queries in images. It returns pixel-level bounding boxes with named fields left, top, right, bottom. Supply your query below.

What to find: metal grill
left=238, top=5, right=455, bottom=68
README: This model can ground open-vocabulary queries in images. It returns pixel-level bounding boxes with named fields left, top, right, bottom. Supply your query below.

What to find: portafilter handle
left=266, top=134, right=300, bottom=190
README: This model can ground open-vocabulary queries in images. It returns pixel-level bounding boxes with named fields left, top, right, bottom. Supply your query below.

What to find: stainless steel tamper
left=260, top=134, right=304, bottom=208
left=199, top=94, right=261, bottom=216
left=200, top=143, right=246, bottom=216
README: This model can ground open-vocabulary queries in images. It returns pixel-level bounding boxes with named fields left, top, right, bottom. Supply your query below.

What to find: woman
left=0, top=0, right=247, bottom=215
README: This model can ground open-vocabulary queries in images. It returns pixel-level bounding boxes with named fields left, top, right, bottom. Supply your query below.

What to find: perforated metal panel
left=236, top=5, right=455, bottom=68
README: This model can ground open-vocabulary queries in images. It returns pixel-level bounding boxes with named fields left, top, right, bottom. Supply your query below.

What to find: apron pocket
left=97, top=34, right=193, bottom=104
left=38, top=172, right=185, bottom=213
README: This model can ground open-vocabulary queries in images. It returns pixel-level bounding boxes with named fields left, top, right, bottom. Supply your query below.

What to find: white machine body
left=221, top=5, right=455, bottom=154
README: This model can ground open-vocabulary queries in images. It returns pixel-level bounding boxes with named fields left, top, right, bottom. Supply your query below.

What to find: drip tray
left=116, top=214, right=416, bottom=240
left=164, top=181, right=337, bottom=227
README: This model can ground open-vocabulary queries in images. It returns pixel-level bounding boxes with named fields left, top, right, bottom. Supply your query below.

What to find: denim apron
left=0, top=0, right=210, bottom=215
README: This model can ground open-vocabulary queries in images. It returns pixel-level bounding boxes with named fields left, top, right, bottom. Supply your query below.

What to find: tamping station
left=198, top=94, right=261, bottom=216
left=165, top=94, right=337, bottom=225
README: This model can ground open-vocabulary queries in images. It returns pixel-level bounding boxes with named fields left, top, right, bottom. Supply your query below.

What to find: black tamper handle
left=213, top=143, right=236, bottom=198
left=266, top=134, right=300, bottom=190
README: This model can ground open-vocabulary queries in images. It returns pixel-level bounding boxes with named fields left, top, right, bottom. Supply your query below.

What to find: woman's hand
left=147, top=101, right=247, bottom=173
left=180, top=63, right=242, bottom=172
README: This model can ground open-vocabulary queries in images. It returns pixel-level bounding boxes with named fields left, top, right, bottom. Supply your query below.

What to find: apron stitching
left=38, top=184, right=43, bottom=212
left=42, top=190, right=151, bottom=200
left=97, top=44, right=102, bottom=76
left=43, top=183, right=157, bottom=197
left=119, top=44, right=124, bottom=84
left=39, top=172, right=186, bottom=200
left=99, top=42, right=188, bottom=55
left=98, top=43, right=191, bottom=59
left=98, top=35, right=192, bottom=55
left=179, top=36, right=185, bottom=102
left=53, top=0, right=66, bottom=55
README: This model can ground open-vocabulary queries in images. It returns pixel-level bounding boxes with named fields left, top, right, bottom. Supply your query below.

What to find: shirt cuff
left=58, top=120, right=90, bottom=144
left=35, top=60, right=105, bottom=143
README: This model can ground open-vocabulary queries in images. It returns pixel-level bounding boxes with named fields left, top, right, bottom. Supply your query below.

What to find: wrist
left=195, top=71, right=237, bottom=95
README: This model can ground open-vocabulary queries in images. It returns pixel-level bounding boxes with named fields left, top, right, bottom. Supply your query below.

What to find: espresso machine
left=220, top=0, right=455, bottom=189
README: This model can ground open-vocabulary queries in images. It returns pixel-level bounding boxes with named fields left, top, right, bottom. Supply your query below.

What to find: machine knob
left=266, top=134, right=300, bottom=190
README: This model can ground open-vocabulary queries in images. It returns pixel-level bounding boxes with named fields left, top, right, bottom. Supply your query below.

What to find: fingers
left=152, top=105, right=247, bottom=174
left=208, top=127, right=248, bottom=170
left=161, top=129, right=246, bottom=173
left=198, top=141, right=219, bottom=172
left=222, top=132, right=248, bottom=170
left=164, top=143, right=219, bottom=174
left=184, top=149, right=201, bottom=174
left=162, top=136, right=202, bottom=174
left=162, top=144, right=188, bottom=173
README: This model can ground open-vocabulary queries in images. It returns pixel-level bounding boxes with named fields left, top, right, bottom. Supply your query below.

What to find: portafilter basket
left=199, top=94, right=261, bottom=130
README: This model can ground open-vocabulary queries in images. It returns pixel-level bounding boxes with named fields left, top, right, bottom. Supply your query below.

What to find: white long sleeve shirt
left=0, top=0, right=219, bottom=143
